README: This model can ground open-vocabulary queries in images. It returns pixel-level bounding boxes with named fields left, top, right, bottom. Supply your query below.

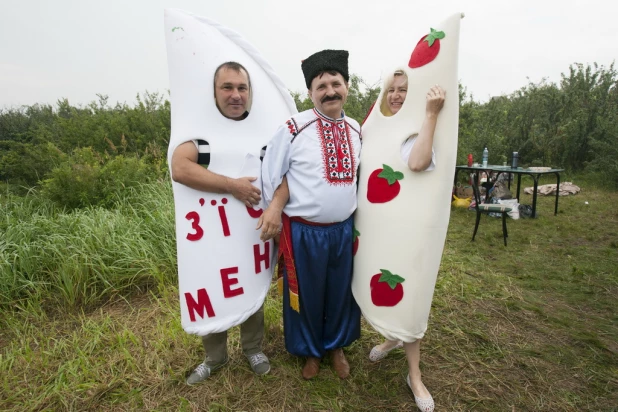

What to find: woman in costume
left=367, top=69, right=445, bottom=411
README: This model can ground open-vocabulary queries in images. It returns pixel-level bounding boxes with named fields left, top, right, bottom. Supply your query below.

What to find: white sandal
left=368, top=341, right=403, bottom=362
left=407, top=374, right=434, bottom=412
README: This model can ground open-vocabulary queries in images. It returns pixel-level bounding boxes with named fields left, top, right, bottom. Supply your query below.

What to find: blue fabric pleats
left=282, top=215, right=361, bottom=357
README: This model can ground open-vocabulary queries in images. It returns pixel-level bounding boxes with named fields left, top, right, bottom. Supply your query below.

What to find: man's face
left=308, top=72, right=349, bottom=118
left=214, top=67, right=250, bottom=120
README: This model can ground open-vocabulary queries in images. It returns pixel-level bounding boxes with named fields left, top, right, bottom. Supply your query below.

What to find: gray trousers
left=202, top=305, right=264, bottom=365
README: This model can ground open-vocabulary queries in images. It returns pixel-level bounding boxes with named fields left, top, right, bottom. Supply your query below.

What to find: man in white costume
left=172, top=62, right=270, bottom=385
left=261, top=50, right=361, bottom=380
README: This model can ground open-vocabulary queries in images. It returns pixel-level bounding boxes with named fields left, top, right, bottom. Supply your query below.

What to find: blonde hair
left=379, top=70, right=408, bottom=117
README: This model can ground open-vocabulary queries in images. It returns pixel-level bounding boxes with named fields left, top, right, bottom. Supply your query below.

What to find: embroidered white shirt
left=262, top=109, right=361, bottom=223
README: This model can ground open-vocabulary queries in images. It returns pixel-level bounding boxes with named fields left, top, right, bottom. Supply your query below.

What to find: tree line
left=459, top=62, right=617, bottom=182
left=1, top=62, right=616, bottom=203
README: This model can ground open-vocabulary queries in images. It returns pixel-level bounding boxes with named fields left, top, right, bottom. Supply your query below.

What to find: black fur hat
left=301, top=49, right=349, bottom=89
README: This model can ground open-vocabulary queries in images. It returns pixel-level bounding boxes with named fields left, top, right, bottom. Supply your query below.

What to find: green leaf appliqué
left=425, top=28, right=446, bottom=47
left=378, top=269, right=406, bottom=289
left=378, top=164, right=404, bottom=185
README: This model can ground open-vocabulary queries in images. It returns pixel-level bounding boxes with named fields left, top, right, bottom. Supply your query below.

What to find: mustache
left=321, top=94, right=342, bottom=103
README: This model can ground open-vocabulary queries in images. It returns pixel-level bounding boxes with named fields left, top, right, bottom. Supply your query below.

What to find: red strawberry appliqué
left=353, top=227, right=360, bottom=256
left=408, top=28, right=445, bottom=68
left=370, top=269, right=405, bottom=307
left=367, top=164, right=404, bottom=203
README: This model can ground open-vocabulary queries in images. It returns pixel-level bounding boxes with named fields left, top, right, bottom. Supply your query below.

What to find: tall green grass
left=0, top=181, right=176, bottom=313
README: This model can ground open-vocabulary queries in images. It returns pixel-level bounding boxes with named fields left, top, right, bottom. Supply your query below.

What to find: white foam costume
left=164, top=9, right=297, bottom=335
left=351, top=13, right=463, bottom=342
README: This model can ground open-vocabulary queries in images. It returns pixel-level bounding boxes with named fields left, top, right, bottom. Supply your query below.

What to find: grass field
left=1, top=176, right=617, bottom=411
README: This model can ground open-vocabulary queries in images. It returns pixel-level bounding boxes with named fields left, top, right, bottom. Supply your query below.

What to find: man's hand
left=229, top=176, right=261, bottom=206
left=257, top=205, right=283, bottom=242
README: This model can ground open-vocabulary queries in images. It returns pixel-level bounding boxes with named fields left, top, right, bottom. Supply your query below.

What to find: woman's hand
left=426, top=85, right=446, bottom=118
left=408, top=85, right=445, bottom=172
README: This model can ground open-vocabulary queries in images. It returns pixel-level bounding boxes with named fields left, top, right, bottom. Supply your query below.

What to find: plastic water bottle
left=482, top=147, right=488, bottom=168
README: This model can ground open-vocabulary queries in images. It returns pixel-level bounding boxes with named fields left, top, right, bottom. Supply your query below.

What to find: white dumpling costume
left=352, top=13, right=463, bottom=342
left=164, top=9, right=297, bottom=335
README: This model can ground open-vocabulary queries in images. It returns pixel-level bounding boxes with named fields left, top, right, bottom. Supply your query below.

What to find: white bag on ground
left=498, top=198, right=520, bottom=219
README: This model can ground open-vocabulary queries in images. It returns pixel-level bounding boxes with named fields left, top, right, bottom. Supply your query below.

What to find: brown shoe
left=302, top=357, right=321, bottom=380
left=330, top=348, right=350, bottom=379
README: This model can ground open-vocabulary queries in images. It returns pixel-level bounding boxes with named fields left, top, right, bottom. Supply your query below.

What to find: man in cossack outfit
left=260, top=49, right=361, bottom=380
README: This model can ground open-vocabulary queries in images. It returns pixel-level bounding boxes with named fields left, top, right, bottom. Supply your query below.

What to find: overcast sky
left=1, top=0, right=616, bottom=109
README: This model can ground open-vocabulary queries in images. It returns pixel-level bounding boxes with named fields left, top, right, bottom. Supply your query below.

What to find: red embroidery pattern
left=286, top=119, right=297, bottom=136
left=314, top=110, right=356, bottom=185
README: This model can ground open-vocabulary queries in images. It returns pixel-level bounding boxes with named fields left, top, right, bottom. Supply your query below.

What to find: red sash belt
left=277, top=214, right=332, bottom=313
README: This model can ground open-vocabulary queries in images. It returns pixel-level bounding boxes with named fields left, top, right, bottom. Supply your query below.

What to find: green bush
left=98, top=155, right=159, bottom=205
left=41, top=148, right=159, bottom=209
left=0, top=181, right=176, bottom=312
left=0, top=141, right=66, bottom=187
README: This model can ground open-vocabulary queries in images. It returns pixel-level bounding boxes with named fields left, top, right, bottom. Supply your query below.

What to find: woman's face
left=386, top=75, right=408, bottom=115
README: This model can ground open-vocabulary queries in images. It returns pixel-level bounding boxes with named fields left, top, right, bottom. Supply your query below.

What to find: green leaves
left=378, top=164, right=404, bottom=185
left=378, top=269, right=405, bottom=289
left=457, top=62, right=618, bottom=187
left=353, top=227, right=360, bottom=241
left=425, top=28, right=446, bottom=47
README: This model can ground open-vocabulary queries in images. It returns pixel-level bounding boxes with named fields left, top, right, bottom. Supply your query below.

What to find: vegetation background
left=1, top=62, right=617, bottom=410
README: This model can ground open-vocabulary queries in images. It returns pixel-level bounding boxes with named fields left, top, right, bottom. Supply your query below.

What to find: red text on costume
left=185, top=288, right=216, bottom=321
left=246, top=205, right=263, bottom=218
left=212, top=198, right=231, bottom=236
left=185, top=211, right=204, bottom=241
left=253, top=242, right=270, bottom=274
left=221, top=266, right=244, bottom=298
